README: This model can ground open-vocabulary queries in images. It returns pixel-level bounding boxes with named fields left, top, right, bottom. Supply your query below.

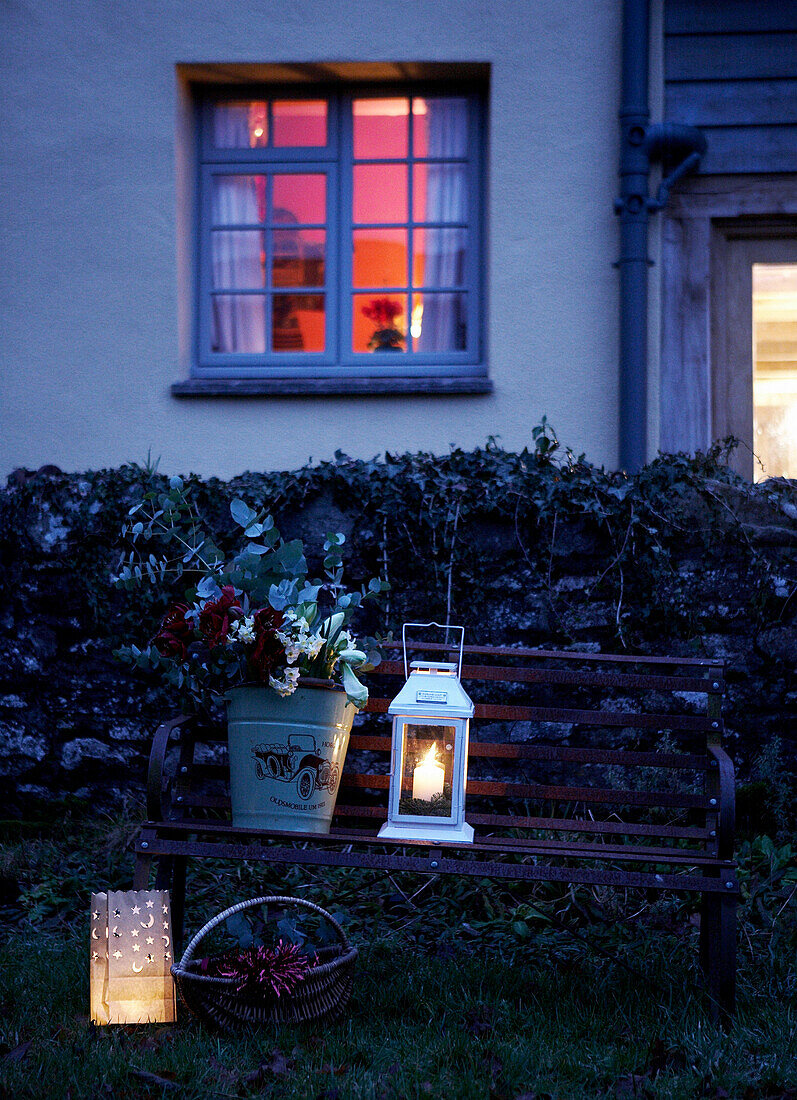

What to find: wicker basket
left=171, top=896, right=357, bottom=1031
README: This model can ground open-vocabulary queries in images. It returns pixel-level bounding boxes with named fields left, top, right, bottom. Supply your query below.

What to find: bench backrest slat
left=365, top=696, right=716, bottom=732
left=377, top=659, right=721, bottom=695
left=165, top=645, right=723, bottom=850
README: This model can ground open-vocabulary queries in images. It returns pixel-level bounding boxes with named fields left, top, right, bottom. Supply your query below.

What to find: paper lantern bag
left=90, top=889, right=177, bottom=1024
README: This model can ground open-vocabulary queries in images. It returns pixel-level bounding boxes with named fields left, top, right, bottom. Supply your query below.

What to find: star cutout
left=164, top=952, right=171, bottom=960
left=163, top=922, right=169, bottom=931
left=131, top=905, right=141, bottom=915
left=113, top=950, right=123, bottom=959
left=163, top=905, right=169, bottom=914
left=92, top=911, right=100, bottom=920
left=146, top=936, right=154, bottom=945
left=132, top=944, right=140, bottom=952
left=131, top=929, right=139, bottom=938
left=113, top=908, right=121, bottom=918
left=146, top=954, right=154, bottom=963
left=91, top=951, right=100, bottom=961
left=146, top=900, right=154, bottom=909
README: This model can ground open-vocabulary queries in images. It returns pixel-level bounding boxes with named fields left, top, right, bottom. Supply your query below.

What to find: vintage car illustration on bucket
left=252, top=733, right=341, bottom=801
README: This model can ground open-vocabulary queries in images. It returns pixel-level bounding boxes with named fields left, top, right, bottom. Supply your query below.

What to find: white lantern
left=378, top=624, right=474, bottom=843
left=90, top=889, right=177, bottom=1024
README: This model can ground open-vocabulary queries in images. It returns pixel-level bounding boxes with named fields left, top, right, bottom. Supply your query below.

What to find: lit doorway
left=711, top=231, right=797, bottom=480
left=752, top=263, right=797, bottom=480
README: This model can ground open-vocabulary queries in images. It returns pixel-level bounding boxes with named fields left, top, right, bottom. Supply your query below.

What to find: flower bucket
left=226, top=681, right=355, bottom=834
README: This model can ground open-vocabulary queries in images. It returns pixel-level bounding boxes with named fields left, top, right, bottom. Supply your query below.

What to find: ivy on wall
left=2, top=425, right=795, bottom=657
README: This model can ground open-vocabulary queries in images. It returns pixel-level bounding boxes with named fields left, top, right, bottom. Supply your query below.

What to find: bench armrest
left=146, top=715, right=196, bottom=821
left=707, top=744, right=735, bottom=861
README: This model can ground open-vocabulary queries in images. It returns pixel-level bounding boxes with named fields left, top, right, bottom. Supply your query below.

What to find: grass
left=1, top=804, right=796, bottom=1100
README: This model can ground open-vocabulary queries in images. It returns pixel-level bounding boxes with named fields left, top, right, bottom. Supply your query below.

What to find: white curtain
left=210, top=108, right=264, bottom=353
left=416, top=99, right=468, bottom=354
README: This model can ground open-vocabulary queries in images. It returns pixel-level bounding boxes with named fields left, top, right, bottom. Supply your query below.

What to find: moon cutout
left=131, top=962, right=143, bottom=973
left=162, top=935, right=170, bottom=948
left=91, top=928, right=99, bottom=940
left=112, top=926, right=121, bottom=938
left=140, top=914, right=154, bottom=929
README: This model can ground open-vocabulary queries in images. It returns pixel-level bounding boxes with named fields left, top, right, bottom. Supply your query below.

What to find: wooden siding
left=665, top=0, right=797, bottom=174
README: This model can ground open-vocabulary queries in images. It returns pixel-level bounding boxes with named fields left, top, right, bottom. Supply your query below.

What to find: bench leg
left=133, top=852, right=152, bottom=890
left=150, top=855, right=187, bottom=958
left=169, top=857, right=187, bottom=957
left=700, top=893, right=736, bottom=1025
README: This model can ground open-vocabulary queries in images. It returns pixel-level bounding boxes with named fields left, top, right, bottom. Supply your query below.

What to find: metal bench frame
left=133, top=644, right=738, bottom=1020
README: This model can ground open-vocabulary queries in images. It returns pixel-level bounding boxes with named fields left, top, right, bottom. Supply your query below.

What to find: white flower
left=269, top=666, right=301, bottom=697
left=303, top=633, right=324, bottom=659
left=227, top=615, right=256, bottom=645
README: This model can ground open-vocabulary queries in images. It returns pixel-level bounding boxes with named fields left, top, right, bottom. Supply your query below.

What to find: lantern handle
left=401, top=622, right=465, bottom=679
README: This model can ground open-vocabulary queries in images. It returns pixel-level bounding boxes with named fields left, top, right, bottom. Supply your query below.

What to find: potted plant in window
left=363, top=297, right=405, bottom=351
left=114, top=476, right=386, bottom=834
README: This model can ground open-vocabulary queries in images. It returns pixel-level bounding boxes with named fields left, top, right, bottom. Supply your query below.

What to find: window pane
left=413, top=164, right=468, bottom=223
left=353, top=294, right=407, bottom=353
left=411, top=292, right=467, bottom=352
left=211, top=295, right=265, bottom=353
left=272, top=174, right=326, bottom=224
left=272, top=293, right=325, bottom=352
left=211, top=231, right=265, bottom=289
left=211, top=175, right=265, bottom=225
left=353, top=98, right=409, bottom=159
left=211, top=101, right=268, bottom=148
left=753, top=263, right=797, bottom=480
left=272, top=228, right=325, bottom=288
left=353, top=164, right=408, bottom=224
left=413, top=227, right=466, bottom=287
left=353, top=228, right=408, bottom=288
left=273, top=100, right=328, bottom=146
left=413, top=98, right=468, bottom=158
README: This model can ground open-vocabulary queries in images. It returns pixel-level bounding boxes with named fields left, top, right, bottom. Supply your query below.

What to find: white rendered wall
left=0, top=0, right=622, bottom=478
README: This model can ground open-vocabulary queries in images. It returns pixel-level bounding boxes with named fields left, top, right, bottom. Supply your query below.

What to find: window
left=192, top=88, right=485, bottom=389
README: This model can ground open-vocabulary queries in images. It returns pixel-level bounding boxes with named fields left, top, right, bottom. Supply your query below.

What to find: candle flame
left=421, top=741, right=441, bottom=767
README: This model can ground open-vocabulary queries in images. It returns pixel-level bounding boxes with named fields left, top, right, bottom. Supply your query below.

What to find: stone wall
left=1, top=450, right=795, bottom=818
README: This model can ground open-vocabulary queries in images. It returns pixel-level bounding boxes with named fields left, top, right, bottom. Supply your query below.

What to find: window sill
left=171, top=376, right=493, bottom=397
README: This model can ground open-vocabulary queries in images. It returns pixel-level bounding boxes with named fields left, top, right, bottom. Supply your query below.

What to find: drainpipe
left=615, top=0, right=706, bottom=472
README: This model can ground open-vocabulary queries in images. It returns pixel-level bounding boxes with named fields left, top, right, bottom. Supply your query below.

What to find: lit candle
left=412, top=742, right=444, bottom=801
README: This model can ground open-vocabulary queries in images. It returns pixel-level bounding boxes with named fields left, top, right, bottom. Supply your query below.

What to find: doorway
left=712, top=230, right=797, bottom=480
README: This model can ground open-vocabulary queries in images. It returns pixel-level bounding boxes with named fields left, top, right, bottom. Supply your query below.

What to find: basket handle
left=175, top=896, right=351, bottom=972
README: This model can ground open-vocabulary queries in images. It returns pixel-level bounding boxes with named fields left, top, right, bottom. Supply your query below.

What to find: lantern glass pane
left=397, top=722, right=456, bottom=820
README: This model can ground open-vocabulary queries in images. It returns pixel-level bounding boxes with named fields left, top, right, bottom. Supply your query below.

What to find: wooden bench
left=133, top=643, right=738, bottom=1019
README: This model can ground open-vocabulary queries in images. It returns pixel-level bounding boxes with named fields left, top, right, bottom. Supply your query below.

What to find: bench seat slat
left=165, top=800, right=711, bottom=841
left=135, top=834, right=734, bottom=893
left=332, top=804, right=710, bottom=839
left=139, top=820, right=726, bottom=864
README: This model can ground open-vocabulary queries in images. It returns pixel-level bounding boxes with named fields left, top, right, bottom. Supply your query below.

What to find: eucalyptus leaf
left=230, top=498, right=255, bottom=528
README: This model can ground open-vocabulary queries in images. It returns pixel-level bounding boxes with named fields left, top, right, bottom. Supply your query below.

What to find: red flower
left=212, top=940, right=313, bottom=997
left=248, top=607, right=285, bottom=680
left=153, top=603, right=192, bottom=660
left=361, top=297, right=403, bottom=328
left=198, top=586, right=241, bottom=650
